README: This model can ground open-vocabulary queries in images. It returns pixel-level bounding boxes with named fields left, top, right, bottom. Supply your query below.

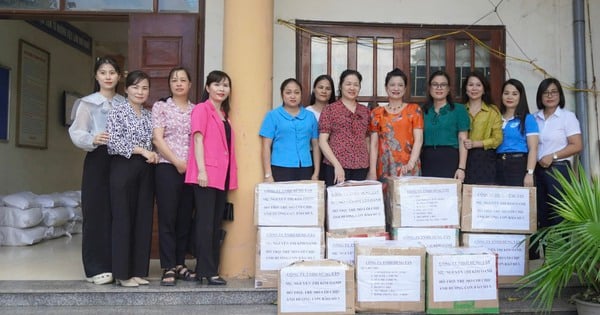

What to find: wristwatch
left=527, top=169, right=534, bottom=175
left=553, top=152, right=559, bottom=160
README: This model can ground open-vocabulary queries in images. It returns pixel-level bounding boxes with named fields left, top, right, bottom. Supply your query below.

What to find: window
left=296, top=21, right=505, bottom=107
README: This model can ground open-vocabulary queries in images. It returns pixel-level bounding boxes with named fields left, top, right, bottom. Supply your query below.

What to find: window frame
left=296, top=20, right=506, bottom=107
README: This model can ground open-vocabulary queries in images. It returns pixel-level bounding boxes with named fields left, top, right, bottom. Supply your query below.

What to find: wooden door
left=128, top=13, right=200, bottom=259
left=129, top=14, right=200, bottom=106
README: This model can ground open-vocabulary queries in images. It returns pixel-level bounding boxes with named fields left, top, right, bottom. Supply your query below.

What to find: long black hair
left=309, top=74, right=336, bottom=105
left=200, top=70, right=232, bottom=118
left=500, top=79, right=530, bottom=135
left=461, top=70, right=493, bottom=105
left=423, top=70, right=454, bottom=114
left=93, top=56, right=121, bottom=93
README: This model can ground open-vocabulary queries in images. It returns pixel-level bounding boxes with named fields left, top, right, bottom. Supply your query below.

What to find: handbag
left=223, top=202, right=234, bottom=221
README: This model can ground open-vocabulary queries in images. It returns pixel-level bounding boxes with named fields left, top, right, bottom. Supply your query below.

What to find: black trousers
left=192, top=185, right=226, bottom=278
left=535, top=161, right=571, bottom=228
left=531, top=161, right=571, bottom=259
left=155, top=163, right=194, bottom=269
left=495, top=154, right=527, bottom=186
left=110, top=155, right=154, bottom=280
left=421, top=146, right=459, bottom=178
left=80, top=145, right=112, bottom=277
left=323, top=164, right=368, bottom=187
left=465, top=148, right=496, bottom=184
left=271, top=165, right=314, bottom=182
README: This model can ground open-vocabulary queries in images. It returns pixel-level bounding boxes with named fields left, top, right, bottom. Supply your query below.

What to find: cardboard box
left=255, top=226, right=325, bottom=289
left=386, top=176, right=461, bottom=228
left=461, top=185, right=536, bottom=234
left=278, top=259, right=355, bottom=315
left=355, top=240, right=426, bottom=313
left=391, top=227, right=459, bottom=249
left=461, top=233, right=528, bottom=284
left=254, top=180, right=325, bottom=227
left=325, top=232, right=388, bottom=265
left=426, top=247, right=499, bottom=314
left=326, top=180, right=385, bottom=233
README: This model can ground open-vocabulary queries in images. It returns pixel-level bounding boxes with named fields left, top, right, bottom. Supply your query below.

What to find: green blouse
left=423, top=103, right=470, bottom=148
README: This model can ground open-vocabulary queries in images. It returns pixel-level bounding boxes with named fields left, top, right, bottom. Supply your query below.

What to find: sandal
left=85, top=272, right=113, bottom=285
left=160, top=268, right=177, bottom=286
left=175, top=265, right=197, bottom=281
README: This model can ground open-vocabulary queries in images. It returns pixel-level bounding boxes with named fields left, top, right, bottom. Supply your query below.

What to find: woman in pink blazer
left=185, top=70, right=238, bottom=285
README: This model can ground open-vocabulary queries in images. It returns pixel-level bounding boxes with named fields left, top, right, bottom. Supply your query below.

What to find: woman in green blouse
left=421, top=70, right=470, bottom=180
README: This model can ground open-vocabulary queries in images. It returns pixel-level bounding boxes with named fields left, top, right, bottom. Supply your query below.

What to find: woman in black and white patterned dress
left=107, top=70, right=159, bottom=287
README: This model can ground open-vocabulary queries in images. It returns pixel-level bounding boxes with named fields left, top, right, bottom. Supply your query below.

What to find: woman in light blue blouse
left=260, top=78, right=320, bottom=182
left=495, top=79, right=538, bottom=187
left=107, top=70, right=158, bottom=287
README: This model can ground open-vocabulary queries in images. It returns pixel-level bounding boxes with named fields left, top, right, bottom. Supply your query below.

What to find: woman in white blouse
left=107, top=70, right=158, bottom=287
left=68, top=56, right=124, bottom=285
left=533, top=78, right=582, bottom=257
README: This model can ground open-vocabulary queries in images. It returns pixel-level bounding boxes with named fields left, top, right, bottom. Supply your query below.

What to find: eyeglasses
left=431, top=83, right=449, bottom=89
left=543, top=90, right=559, bottom=97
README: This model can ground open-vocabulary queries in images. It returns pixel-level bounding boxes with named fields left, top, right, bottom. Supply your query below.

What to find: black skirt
left=465, top=148, right=496, bottom=184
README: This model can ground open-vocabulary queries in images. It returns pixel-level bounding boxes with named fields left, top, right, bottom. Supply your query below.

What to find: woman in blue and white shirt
left=107, top=70, right=158, bottom=287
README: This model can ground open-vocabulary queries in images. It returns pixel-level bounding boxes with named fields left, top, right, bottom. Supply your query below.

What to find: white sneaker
left=85, top=272, right=113, bottom=285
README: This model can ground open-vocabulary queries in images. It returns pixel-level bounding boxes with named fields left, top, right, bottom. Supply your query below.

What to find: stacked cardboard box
left=254, top=181, right=326, bottom=289
left=426, top=247, right=499, bottom=314
left=386, top=177, right=461, bottom=249
left=354, top=240, right=427, bottom=313
left=278, top=259, right=355, bottom=315
left=461, top=185, right=536, bottom=284
left=325, top=181, right=388, bottom=265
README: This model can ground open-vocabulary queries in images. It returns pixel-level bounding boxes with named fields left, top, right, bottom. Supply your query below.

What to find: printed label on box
left=327, top=236, right=386, bottom=265
left=260, top=227, right=321, bottom=270
left=466, top=234, right=526, bottom=276
left=327, top=185, right=385, bottom=230
left=257, top=183, right=319, bottom=226
left=471, top=187, right=530, bottom=230
left=393, top=228, right=457, bottom=248
left=398, top=184, right=459, bottom=226
left=432, top=254, right=497, bottom=302
left=356, top=255, right=421, bottom=302
left=280, top=265, right=346, bottom=313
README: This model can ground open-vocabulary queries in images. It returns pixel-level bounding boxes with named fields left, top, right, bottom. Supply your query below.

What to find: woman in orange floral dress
left=369, top=68, right=424, bottom=181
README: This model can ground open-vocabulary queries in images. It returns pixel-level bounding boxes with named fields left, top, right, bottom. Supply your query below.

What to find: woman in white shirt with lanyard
left=533, top=78, right=582, bottom=256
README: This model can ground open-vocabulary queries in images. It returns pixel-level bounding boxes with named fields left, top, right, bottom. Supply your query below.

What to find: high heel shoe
left=131, top=277, right=149, bottom=285
left=205, top=275, right=227, bottom=285
left=116, top=278, right=139, bottom=287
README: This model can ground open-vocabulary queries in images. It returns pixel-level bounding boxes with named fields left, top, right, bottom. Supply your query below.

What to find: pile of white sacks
left=0, top=191, right=83, bottom=246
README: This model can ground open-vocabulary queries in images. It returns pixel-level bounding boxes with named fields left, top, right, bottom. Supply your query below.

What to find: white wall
left=204, top=0, right=224, bottom=75
left=0, top=20, right=91, bottom=194
left=273, top=0, right=600, bottom=174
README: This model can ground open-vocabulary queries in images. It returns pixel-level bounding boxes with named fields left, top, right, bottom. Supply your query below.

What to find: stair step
left=0, top=280, right=579, bottom=314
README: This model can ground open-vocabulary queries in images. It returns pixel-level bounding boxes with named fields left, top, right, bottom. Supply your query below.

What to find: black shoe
left=205, top=275, right=227, bottom=285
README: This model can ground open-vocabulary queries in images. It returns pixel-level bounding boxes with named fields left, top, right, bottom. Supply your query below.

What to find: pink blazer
left=185, top=100, right=238, bottom=190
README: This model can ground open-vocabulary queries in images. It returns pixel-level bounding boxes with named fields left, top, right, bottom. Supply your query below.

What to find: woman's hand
left=93, top=132, right=109, bottom=146
left=538, top=154, right=554, bottom=168
left=401, top=160, right=416, bottom=175
left=174, top=159, right=187, bottom=174
left=334, top=165, right=345, bottom=184
left=463, top=138, right=473, bottom=150
left=142, top=149, right=159, bottom=164
left=454, top=168, right=465, bottom=181
left=524, top=174, right=534, bottom=187
left=197, top=170, right=208, bottom=187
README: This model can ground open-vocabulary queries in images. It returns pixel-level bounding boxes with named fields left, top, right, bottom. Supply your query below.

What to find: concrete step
left=0, top=279, right=579, bottom=314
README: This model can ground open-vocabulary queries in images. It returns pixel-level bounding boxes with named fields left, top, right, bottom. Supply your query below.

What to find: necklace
left=388, top=103, right=404, bottom=113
